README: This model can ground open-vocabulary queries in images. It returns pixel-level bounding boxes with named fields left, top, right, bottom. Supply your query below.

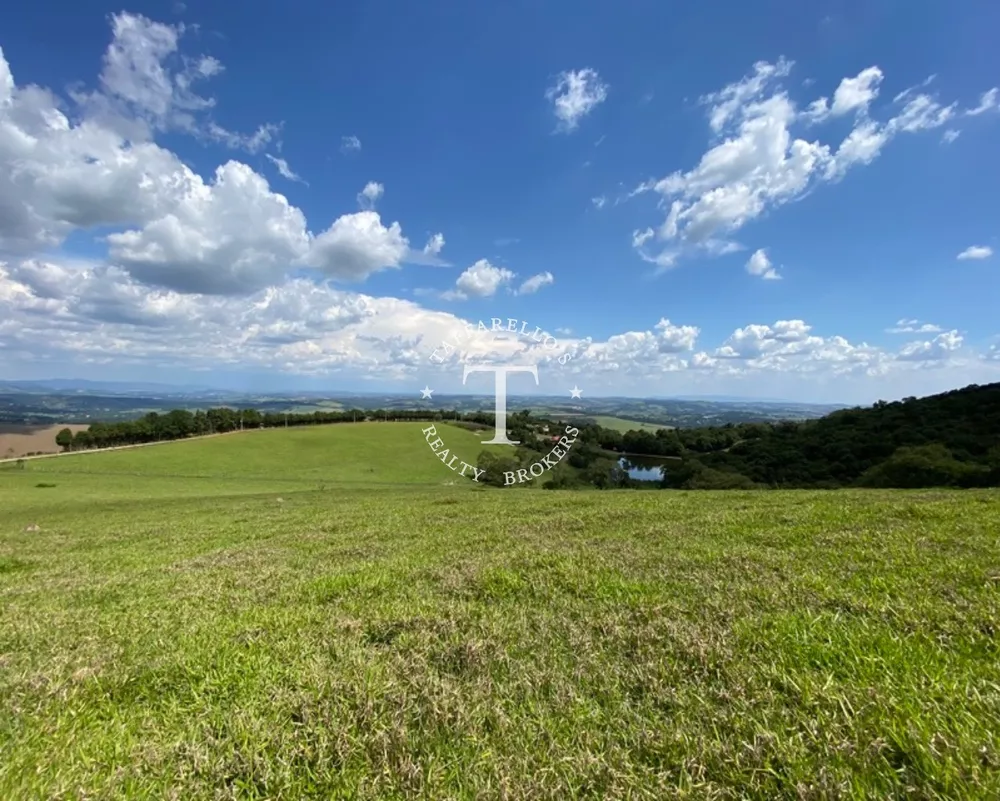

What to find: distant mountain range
left=0, top=378, right=847, bottom=408
left=658, top=394, right=845, bottom=406
left=0, top=379, right=215, bottom=395
left=0, top=378, right=859, bottom=429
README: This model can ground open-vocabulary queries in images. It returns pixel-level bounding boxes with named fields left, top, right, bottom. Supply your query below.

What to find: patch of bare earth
left=0, top=424, right=88, bottom=459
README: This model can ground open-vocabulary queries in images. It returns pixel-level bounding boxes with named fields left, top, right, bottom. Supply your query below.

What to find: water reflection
left=618, top=455, right=668, bottom=481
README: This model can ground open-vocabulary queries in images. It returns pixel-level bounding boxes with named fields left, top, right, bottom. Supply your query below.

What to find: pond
left=618, top=455, right=672, bottom=481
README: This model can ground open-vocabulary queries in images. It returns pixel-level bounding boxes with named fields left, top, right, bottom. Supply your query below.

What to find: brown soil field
left=0, top=424, right=89, bottom=459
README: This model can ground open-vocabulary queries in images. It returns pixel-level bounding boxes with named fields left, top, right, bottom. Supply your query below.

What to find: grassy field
left=543, top=413, right=670, bottom=434
left=587, top=415, right=673, bottom=433
left=1, top=425, right=999, bottom=798
left=19, top=422, right=492, bottom=487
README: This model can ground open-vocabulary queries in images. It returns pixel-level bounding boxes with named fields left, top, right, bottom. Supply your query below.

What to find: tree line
left=55, top=407, right=500, bottom=452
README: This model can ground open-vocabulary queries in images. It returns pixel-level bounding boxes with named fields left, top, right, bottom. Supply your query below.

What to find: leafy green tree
left=240, top=409, right=263, bottom=429
left=544, top=466, right=583, bottom=490
left=476, top=450, right=523, bottom=487
left=683, top=468, right=757, bottom=490
left=55, top=428, right=74, bottom=451
left=988, top=445, right=1000, bottom=486
left=583, top=458, right=624, bottom=489
left=857, top=444, right=986, bottom=488
left=660, top=459, right=705, bottom=489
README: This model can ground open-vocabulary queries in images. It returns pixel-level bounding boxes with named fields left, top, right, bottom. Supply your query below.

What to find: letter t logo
left=462, top=364, right=538, bottom=445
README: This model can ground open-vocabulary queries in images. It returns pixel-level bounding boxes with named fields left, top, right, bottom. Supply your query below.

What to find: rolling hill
left=2, top=420, right=999, bottom=797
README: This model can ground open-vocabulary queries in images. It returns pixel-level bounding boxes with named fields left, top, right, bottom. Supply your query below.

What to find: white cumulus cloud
left=105, top=161, right=311, bottom=295
left=357, top=181, right=384, bottom=210
left=1, top=259, right=995, bottom=399
left=897, top=330, right=964, bottom=361
left=957, top=245, right=993, bottom=260
left=886, top=319, right=943, bottom=334
left=746, top=248, right=781, bottom=280
left=423, top=233, right=445, bottom=256
left=546, top=68, right=608, bottom=133
left=0, top=26, right=439, bottom=295
left=515, top=271, right=554, bottom=295
left=448, top=259, right=515, bottom=299
left=305, top=211, right=409, bottom=282
left=629, top=59, right=996, bottom=271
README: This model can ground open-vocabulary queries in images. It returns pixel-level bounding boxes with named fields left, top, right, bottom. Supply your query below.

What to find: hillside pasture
left=1, top=426, right=999, bottom=798
left=20, top=421, right=492, bottom=487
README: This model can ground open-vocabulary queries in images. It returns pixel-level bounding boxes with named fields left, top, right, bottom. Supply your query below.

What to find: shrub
left=683, top=468, right=758, bottom=490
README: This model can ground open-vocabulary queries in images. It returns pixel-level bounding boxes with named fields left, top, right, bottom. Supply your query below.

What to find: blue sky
left=0, top=1, right=998, bottom=403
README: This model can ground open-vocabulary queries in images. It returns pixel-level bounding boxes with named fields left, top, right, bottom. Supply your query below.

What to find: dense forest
left=670, top=382, right=1000, bottom=489
left=56, top=382, right=1000, bottom=490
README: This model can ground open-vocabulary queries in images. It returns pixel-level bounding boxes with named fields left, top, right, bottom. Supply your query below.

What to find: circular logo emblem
left=417, top=317, right=581, bottom=485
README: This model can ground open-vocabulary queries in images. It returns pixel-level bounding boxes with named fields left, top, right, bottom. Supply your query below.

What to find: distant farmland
left=587, top=415, right=674, bottom=433
left=0, top=424, right=86, bottom=459
left=543, top=412, right=672, bottom=433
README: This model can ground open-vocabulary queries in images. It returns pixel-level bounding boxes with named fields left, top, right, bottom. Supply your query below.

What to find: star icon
left=420, top=386, right=435, bottom=399
left=569, top=386, right=583, bottom=399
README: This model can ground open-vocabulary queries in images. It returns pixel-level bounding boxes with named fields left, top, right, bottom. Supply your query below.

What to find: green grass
left=21, top=422, right=493, bottom=488
left=1, top=426, right=999, bottom=798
